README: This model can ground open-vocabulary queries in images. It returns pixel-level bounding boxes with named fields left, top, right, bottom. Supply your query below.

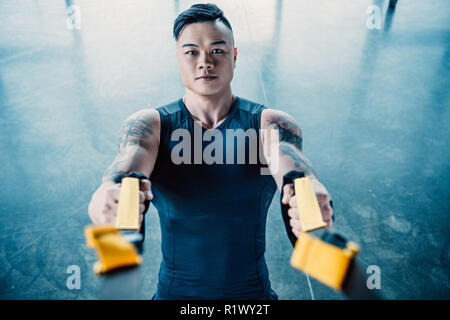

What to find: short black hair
left=173, top=3, right=234, bottom=45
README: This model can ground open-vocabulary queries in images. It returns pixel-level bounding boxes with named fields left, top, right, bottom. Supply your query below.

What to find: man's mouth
left=196, top=75, right=217, bottom=80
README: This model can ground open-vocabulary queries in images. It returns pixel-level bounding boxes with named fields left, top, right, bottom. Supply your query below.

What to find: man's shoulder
left=234, top=98, right=298, bottom=130
left=260, top=107, right=289, bottom=123
left=236, top=96, right=267, bottom=114
left=156, top=98, right=185, bottom=116
left=124, top=108, right=161, bottom=125
left=260, top=108, right=301, bottom=131
left=235, top=97, right=290, bottom=120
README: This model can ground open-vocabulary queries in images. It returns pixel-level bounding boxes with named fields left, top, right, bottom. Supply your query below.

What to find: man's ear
left=233, top=47, right=237, bottom=67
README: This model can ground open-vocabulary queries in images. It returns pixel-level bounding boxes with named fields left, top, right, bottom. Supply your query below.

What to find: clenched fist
left=281, top=177, right=333, bottom=238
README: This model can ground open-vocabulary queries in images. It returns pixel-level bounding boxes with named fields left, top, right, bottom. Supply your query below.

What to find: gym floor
left=0, top=0, right=448, bottom=300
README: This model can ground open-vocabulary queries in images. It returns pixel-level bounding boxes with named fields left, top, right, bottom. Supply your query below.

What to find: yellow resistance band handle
left=294, top=177, right=328, bottom=232
left=290, top=176, right=360, bottom=291
left=115, top=177, right=140, bottom=230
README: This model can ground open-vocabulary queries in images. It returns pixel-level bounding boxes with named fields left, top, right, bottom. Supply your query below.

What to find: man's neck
left=183, top=89, right=236, bottom=130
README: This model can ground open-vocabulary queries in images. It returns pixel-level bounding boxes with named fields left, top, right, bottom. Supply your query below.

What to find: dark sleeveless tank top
left=150, top=96, right=277, bottom=299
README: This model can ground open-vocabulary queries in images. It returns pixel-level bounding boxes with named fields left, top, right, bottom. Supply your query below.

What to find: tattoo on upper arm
left=266, top=113, right=303, bottom=150
left=118, top=113, right=155, bottom=152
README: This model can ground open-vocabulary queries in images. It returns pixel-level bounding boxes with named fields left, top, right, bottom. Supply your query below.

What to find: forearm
left=101, top=146, right=155, bottom=184
left=88, top=147, right=155, bottom=223
left=269, top=141, right=318, bottom=192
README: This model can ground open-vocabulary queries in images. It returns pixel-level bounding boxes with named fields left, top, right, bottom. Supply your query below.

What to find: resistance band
left=281, top=170, right=380, bottom=299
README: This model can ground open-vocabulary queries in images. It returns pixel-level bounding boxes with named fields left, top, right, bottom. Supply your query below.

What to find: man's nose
left=198, top=52, right=214, bottom=70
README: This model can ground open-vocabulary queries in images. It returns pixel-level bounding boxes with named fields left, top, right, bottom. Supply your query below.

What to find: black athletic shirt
left=150, top=96, right=278, bottom=299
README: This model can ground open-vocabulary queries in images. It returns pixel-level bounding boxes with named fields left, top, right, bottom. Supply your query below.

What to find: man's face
left=176, top=21, right=237, bottom=97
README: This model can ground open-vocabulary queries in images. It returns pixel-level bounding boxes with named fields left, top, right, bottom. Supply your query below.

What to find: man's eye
left=212, top=49, right=224, bottom=54
left=186, top=51, right=197, bottom=55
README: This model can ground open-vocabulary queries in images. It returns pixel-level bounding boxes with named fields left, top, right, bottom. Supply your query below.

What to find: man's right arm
left=88, top=109, right=160, bottom=225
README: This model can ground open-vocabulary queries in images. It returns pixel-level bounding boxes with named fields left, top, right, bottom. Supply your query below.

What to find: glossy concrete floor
left=0, top=0, right=449, bottom=300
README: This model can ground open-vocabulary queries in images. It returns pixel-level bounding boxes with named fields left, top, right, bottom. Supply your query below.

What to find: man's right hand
left=99, top=179, right=154, bottom=226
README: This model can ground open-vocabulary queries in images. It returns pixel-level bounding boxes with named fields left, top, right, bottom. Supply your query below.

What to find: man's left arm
left=260, top=108, right=333, bottom=237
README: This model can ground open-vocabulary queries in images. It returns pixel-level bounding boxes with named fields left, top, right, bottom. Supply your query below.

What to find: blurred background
left=0, top=0, right=448, bottom=299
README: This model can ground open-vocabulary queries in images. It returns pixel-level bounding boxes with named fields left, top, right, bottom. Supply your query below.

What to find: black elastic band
left=281, top=170, right=305, bottom=247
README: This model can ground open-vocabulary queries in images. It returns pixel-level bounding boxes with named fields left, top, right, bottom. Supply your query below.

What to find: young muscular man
left=88, top=3, right=333, bottom=300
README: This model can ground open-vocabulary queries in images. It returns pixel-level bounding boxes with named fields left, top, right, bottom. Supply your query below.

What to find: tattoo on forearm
left=267, top=114, right=303, bottom=150
left=102, top=156, right=127, bottom=183
left=279, top=142, right=317, bottom=177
